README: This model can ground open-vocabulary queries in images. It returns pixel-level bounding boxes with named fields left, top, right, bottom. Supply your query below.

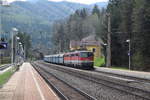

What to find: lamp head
left=126, top=39, right=130, bottom=42
left=12, top=28, right=18, bottom=32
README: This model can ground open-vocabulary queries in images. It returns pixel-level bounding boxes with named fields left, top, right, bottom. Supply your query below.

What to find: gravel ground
left=36, top=66, right=90, bottom=100
left=36, top=63, right=145, bottom=100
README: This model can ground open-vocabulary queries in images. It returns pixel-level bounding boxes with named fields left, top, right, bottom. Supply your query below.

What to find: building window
left=92, top=48, right=96, bottom=52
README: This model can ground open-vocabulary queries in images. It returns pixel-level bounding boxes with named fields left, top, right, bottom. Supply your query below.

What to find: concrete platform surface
left=0, top=62, right=60, bottom=100
left=96, top=67, right=150, bottom=80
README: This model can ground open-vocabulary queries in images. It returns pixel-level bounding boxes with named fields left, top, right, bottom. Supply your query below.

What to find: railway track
left=0, top=64, right=11, bottom=71
left=37, top=61, right=150, bottom=100
left=94, top=69, right=150, bottom=83
left=32, top=63, right=97, bottom=100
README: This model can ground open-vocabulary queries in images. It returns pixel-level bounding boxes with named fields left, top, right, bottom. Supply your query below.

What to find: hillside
left=1, top=0, right=108, bottom=48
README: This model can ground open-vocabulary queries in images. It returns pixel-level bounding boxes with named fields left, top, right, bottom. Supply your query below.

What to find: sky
left=6, top=0, right=108, bottom=4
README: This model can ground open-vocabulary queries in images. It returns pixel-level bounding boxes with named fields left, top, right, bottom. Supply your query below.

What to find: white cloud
left=6, top=0, right=108, bottom=4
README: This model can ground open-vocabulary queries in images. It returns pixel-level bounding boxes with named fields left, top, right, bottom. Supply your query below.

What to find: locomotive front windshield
left=80, top=52, right=93, bottom=58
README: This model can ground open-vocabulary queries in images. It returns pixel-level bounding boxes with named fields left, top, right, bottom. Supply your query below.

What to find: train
left=43, top=51, right=94, bottom=69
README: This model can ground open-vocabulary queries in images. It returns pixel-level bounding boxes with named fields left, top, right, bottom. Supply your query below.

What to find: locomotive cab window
left=76, top=54, right=79, bottom=56
left=71, top=54, right=74, bottom=56
left=80, top=52, right=93, bottom=57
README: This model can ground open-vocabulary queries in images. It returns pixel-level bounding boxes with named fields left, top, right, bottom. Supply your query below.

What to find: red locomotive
left=44, top=51, right=94, bottom=69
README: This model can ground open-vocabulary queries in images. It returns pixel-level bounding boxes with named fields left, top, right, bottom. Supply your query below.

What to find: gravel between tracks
left=35, top=66, right=90, bottom=100
left=35, top=62, right=146, bottom=100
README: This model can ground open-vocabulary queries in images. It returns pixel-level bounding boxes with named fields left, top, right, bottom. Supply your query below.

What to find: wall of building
left=85, top=45, right=101, bottom=60
left=70, top=45, right=102, bottom=60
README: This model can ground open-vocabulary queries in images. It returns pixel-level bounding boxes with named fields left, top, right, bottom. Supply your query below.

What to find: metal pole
left=24, top=45, right=26, bottom=61
left=11, top=30, right=14, bottom=65
left=11, top=28, right=18, bottom=65
left=16, top=37, right=18, bottom=64
left=15, top=36, right=17, bottom=64
left=103, top=43, right=107, bottom=67
left=105, top=45, right=107, bottom=67
left=129, top=41, right=131, bottom=70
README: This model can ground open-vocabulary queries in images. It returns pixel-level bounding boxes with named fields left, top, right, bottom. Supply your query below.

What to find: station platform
left=0, top=63, right=60, bottom=100
left=96, top=67, right=150, bottom=80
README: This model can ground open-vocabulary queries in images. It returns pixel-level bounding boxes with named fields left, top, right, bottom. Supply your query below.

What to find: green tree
left=92, top=5, right=101, bottom=17
left=17, top=32, right=32, bottom=58
left=132, top=0, right=150, bottom=70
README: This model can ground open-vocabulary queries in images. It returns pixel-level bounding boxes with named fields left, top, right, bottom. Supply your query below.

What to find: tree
left=132, top=0, right=150, bottom=70
left=51, top=8, right=104, bottom=53
left=92, top=5, right=100, bottom=17
left=106, top=0, right=150, bottom=70
left=17, top=32, right=32, bottom=58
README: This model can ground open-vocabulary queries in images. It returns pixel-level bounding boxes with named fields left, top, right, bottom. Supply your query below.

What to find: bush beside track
left=94, top=57, right=105, bottom=67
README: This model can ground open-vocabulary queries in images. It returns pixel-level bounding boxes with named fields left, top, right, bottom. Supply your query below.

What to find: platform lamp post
left=103, top=43, right=107, bottom=67
left=20, top=43, right=26, bottom=62
left=23, top=46, right=25, bottom=61
left=126, top=39, right=131, bottom=70
left=16, top=36, right=20, bottom=64
left=18, top=42, right=24, bottom=63
left=19, top=42, right=24, bottom=64
left=11, top=28, right=18, bottom=66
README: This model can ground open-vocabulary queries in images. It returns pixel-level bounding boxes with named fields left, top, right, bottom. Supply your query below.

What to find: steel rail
left=39, top=62, right=150, bottom=100
left=32, top=63, right=97, bottom=100
left=0, top=64, right=11, bottom=71
left=31, top=63, right=68, bottom=100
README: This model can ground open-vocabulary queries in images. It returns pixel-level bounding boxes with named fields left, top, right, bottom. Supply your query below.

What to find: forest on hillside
left=0, top=1, right=107, bottom=63
left=1, top=1, right=107, bottom=49
left=52, top=0, right=150, bottom=71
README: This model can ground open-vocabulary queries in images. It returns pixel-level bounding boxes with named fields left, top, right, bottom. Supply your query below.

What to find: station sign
left=0, top=42, right=8, bottom=49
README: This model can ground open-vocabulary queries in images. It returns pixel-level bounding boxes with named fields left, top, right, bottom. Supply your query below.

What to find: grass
left=111, top=66, right=129, bottom=70
left=94, top=57, right=129, bottom=70
left=94, top=57, right=105, bottom=67
left=0, top=67, right=16, bottom=86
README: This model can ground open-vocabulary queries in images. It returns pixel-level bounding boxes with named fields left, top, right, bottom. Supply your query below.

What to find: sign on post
left=0, top=42, right=8, bottom=49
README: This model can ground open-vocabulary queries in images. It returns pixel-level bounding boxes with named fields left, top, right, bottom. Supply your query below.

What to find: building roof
left=82, top=35, right=97, bottom=42
left=70, top=35, right=104, bottom=49
left=70, top=40, right=80, bottom=48
left=81, top=35, right=104, bottom=45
